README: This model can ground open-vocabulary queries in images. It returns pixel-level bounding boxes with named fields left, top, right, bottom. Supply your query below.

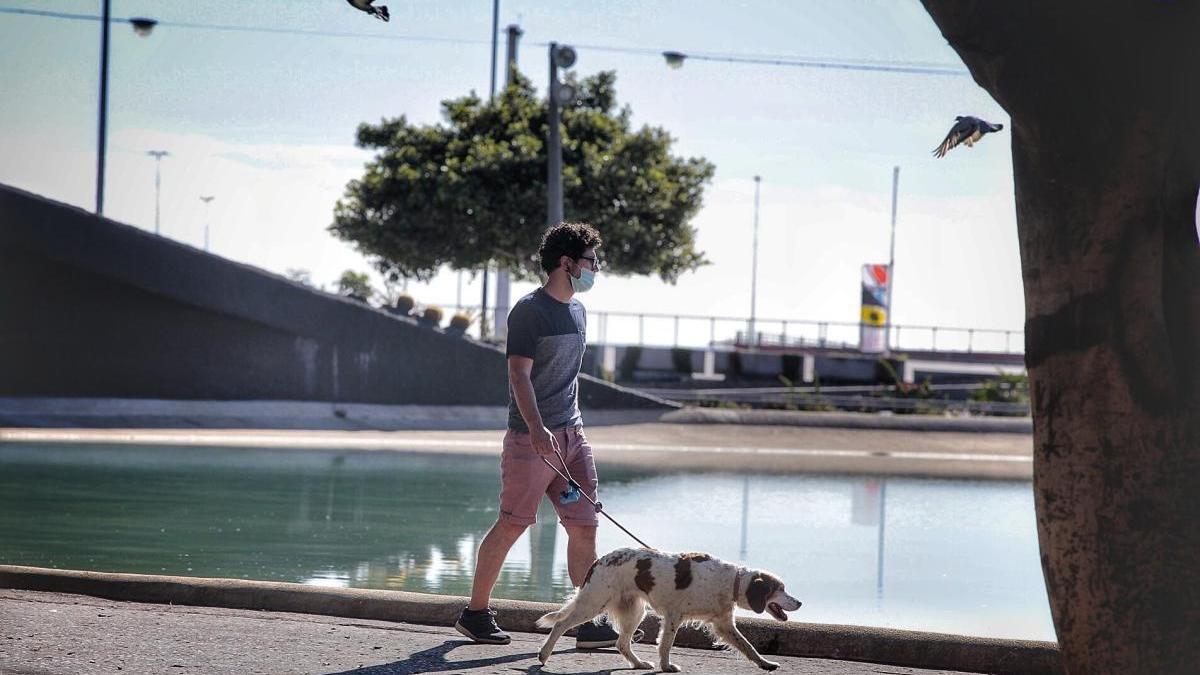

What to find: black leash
left=540, top=448, right=653, bottom=550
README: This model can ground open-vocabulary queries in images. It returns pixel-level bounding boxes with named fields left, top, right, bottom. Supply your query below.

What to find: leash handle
left=539, top=452, right=653, bottom=550
left=549, top=447, right=589, bottom=508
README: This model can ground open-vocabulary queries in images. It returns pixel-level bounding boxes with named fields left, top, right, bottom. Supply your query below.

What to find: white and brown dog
left=537, top=547, right=802, bottom=672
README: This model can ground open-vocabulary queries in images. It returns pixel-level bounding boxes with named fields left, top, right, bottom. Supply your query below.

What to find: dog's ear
left=746, top=573, right=775, bottom=614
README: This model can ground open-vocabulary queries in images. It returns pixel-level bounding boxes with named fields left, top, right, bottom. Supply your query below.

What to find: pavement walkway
left=0, top=590, right=976, bottom=675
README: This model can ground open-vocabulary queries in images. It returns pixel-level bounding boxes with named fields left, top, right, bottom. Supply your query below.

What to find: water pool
left=0, top=442, right=1054, bottom=640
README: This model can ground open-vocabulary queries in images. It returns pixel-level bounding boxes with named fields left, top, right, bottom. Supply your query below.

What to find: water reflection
left=850, top=479, right=887, bottom=607
left=0, top=443, right=1053, bottom=640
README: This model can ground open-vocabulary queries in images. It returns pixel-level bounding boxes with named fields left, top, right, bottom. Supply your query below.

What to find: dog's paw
left=757, top=659, right=779, bottom=671
left=538, top=646, right=552, bottom=665
left=660, top=663, right=681, bottom=673
left=630, top=659, right=654, bottom=670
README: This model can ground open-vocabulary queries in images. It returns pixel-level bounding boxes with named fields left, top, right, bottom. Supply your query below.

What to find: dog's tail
left=536, top=592, right=578, bottom=628
left=536, top=608, right=566, bottom=629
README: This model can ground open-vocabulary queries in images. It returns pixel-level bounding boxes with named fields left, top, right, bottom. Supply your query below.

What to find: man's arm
left=508, top=355, right=559, bottom=456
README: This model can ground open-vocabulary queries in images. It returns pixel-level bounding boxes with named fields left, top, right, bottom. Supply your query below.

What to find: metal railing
left=588, top=311, right=1023, bottom=355
left=406, top=303, right=1025, bottom=355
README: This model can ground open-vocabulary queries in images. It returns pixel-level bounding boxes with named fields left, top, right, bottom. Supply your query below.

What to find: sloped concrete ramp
left=0, top=184, right=673, bottom=424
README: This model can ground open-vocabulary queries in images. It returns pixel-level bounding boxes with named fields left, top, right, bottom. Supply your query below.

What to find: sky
left=0, top=1, right=1024, bottom=349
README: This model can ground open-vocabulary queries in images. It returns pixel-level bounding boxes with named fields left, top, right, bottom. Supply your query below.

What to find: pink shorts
left=499, top=425, right=599, bottom=527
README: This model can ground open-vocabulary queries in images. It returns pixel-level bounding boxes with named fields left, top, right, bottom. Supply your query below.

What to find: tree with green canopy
left=330, top=70, right=715, bottom=284
left=334, top=269, right=375, bottom=303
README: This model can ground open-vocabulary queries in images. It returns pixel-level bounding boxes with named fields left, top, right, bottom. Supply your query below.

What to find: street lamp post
left=885, top=166, right=899, bottom=354
left=200, top=195, right=215, bottom=251
left=94, top=1, right=157, bottom=216
left=488, top=0, right=500, bottom=99
left=479, top=0, right=501, bottom=339
left=494, top=23, right=523, bottom=340
left=749, top=175, right=761, bottom=346
left=547, top=42, right=577, bottom=229
left=96, top=0, right=111, bottom=216
left=147, top=150, right=169, bottom=234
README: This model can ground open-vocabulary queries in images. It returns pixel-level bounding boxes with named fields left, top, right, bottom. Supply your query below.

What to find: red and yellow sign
left=860, top=264, right=890, bottom=352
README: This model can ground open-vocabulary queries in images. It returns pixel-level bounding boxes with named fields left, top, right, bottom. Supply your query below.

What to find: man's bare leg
left=564, top=524, right=598, bottom=586
left=468, top=518, right=529, bottom=610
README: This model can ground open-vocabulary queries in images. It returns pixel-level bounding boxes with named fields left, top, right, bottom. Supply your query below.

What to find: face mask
left=570, top=266, right=595, bottom=293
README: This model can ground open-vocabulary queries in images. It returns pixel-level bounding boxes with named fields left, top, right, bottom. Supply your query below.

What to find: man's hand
left=530, top=425, right=560, bottom=457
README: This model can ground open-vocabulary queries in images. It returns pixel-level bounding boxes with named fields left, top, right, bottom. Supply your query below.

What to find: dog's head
left=741, top=570, right=802, bottom=622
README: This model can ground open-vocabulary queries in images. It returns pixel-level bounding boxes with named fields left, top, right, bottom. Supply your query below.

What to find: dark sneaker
left=575, top=620, right=644, bottom=649
left=455, top=607, right=511, bottom=645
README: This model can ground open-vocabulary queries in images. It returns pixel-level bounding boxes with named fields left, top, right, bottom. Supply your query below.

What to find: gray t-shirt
left=505, top=287, right=586, bottom=431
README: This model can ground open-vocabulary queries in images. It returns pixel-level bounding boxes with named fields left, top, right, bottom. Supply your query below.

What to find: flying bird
left=346, top=0, right=389, bottom=21
left=932, top=116, right=1004, bottom=158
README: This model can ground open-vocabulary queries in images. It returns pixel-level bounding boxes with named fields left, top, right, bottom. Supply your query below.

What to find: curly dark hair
left=538, top=222, right=602, bottom=274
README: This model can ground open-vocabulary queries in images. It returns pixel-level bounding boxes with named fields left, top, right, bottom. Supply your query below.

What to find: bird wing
left=932, top=119, right=973, bottom=158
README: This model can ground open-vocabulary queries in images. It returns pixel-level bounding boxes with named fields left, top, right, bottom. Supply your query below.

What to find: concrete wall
left=0, top=184, right=670, bottom=411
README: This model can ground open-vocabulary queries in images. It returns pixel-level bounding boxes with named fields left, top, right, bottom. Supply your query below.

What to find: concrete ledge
left=0, top=398, right=1030, bottom=434
left=0, top=398, right=668, bottom=431
left=0, top=565, right=1060, bottom=675
left=663, top=407, right=1033, bottom=434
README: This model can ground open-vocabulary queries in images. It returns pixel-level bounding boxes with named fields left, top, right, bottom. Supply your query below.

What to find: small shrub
left=698, top=399, right=750, bottom=410
left=394, top=293, right=415, bottom=314
left=877, top=358, right=934, bottom=399
left=422, top=306, right=444, bottom=326
left=778, top=374, right=798, bottom=409
left=970, top=373, right=1030, bottom=404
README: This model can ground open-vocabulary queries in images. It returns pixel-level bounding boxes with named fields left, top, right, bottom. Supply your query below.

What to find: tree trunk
left=920, top=3, right=1200, bottom=673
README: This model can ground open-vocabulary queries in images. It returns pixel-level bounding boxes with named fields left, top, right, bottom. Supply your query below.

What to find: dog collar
left=732, top=569, right=746, bottom=603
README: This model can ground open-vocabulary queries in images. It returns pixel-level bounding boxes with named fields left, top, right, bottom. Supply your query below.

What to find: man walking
left=456, top=222, right=630, bottom=648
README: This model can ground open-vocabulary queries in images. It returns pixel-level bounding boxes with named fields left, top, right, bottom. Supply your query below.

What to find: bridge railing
left=432, top=304, right=1024, bottom=355
left=587, top=311, right=1024, bottom=355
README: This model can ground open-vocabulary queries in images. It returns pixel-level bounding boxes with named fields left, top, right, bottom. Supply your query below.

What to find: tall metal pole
left=147, top=150, right=168, bottom=234
left=200, top=195, right=215, bottom=251
left=489, top=0, right=500, bottom=99
left=749, top=175, right=761, bottom=345
left=95, top=0, right=111, bottom=216
left=547, top=42, right=564, bottom=229
left=495, top=24, right=522, bottom=340
left=479, top=0, right=500, bottom=339
left=885, top=166, right=899, bottom=353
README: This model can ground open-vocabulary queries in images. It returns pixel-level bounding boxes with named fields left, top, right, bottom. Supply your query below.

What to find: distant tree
left=330, top=70, right=715, bottom=283
left=335, top=270, right=375, bottom=303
